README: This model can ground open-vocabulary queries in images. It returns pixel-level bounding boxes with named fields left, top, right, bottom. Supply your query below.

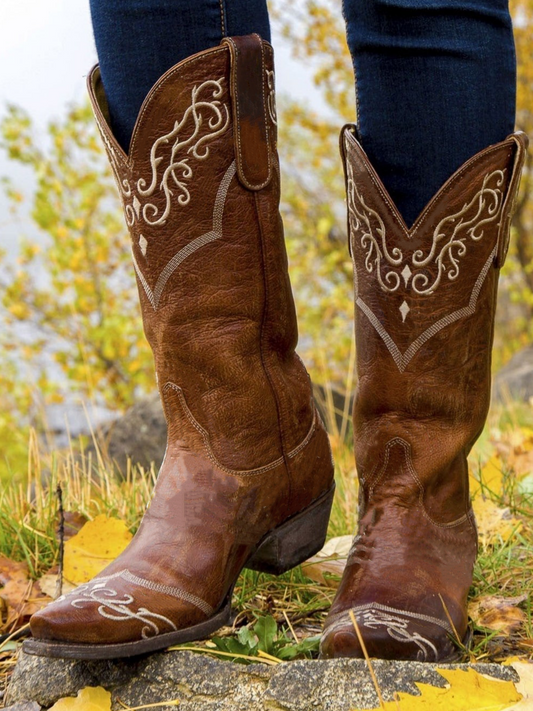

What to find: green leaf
left=253, top=615, right=278, bottom=654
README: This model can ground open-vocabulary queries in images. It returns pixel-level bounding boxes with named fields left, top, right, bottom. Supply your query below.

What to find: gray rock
left=85, top=392, right=167, bottom=477
left=7, top=650, right=518, bottom=711
left=493, top=344, right=533, bottom=402
left=2, top=702, right=41, bottom=711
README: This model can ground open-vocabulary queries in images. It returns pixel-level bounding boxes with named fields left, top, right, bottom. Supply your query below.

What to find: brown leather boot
left=320, top=126, right=528, bottom=662
left=25, top=34, right=334, bottom=659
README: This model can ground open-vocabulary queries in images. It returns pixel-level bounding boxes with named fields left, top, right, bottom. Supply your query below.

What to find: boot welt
left=22, top=483, right=335, bottom=660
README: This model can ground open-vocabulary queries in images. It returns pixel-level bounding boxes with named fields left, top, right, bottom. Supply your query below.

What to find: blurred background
left=0, top=0, right=532, bottom=482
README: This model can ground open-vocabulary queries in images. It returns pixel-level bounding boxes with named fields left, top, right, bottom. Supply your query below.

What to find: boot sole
left=22, top=483, right=335, bottom=660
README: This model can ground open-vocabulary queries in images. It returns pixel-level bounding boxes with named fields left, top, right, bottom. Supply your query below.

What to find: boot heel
left=246, top=483, right=335, bottom=576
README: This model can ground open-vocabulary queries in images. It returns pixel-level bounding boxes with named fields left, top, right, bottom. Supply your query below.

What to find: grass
left=0, top=397, right=533, bottom=685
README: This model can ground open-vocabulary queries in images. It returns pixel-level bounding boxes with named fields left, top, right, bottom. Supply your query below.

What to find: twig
left=116, top=697, right=180, bottom=710
left=166, top=645, right=279, bottom=666
left=56, top=484, right=64, bottom=599
left=349, top=610, right=385, bottom=710
left=282, top=610, right=299, bottom=644
left=438, top=593, right=465, bottom=651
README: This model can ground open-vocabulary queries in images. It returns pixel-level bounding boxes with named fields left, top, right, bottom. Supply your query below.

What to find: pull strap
left=223, top=34, right=272, bottom=191
left=496, top=131, right=529, bottom=267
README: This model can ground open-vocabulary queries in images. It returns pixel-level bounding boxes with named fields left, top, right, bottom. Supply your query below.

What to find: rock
left=493, top=344, right=533, bottom=402
left=85, top=392, right=167, bottom=477
left=2, top=702, right=41, bottom=711
left=7, top=650, right=518, bottom=711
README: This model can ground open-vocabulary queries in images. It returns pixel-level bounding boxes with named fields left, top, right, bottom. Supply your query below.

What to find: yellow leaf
left=504, top=662, right=533, bottom=710
left=471, top=456, right=505, bottom=499
left=64, top=515, right=132, bottom=584
left=49, top=686, right=111, bottom=711
left=367, top=668, right=521, bottom=711
left=472, top=498, right=522, bottom=547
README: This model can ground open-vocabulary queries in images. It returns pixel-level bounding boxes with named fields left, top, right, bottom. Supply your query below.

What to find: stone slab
left=6, top=650, right=518, bottom=711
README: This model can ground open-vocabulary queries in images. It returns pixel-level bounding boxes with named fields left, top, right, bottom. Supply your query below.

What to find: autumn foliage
left=0, top=0, right=532, bottom=479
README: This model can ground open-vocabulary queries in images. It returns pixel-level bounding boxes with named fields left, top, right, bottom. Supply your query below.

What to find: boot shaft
left=342, top=126, right=528, bottom=519
left=87, top=37, right=315, bottom=470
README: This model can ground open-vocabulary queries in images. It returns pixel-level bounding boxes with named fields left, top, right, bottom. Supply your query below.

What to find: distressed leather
left=30, top=36, right=333, bottom=648
left=320, top=126, right=528, bottom=662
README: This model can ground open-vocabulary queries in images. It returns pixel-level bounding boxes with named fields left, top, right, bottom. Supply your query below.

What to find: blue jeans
left=89, top=0, right=516, bottom=225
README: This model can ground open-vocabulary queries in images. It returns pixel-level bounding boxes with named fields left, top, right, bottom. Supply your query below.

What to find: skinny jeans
left=89, top=0, right=516, bottom=226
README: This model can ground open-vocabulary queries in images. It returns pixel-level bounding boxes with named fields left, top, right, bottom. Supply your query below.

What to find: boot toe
left=320, top=604, right=460, bottom=662
left=29, top=571, right=207, bottom=646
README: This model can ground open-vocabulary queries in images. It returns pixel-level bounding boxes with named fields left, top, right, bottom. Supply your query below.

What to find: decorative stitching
left=219, top=0, right=227, bottom=36
left=329, top=602, right=452, bottom=633
left=357, top=246, right=497, bottom=373
left=369, top=437, right=470, bottom=529
left=226, top=36, right=271, bottom=191
left=163, top=382, right=317, bottom=477
left=129, top=48, right=228, bottom=158
left=266, top=70, right=277, bottom=126
left=346, top=156, right=505, bottom=297
left=122, top=78, right=230, bottom=227
left=132, top=160, right=236, bottom=310
left=344, top=131, right=513, bottom=238
left=55, top=569, right=212, bottom=619
left=55, top=575, right=177, bottom=639
left=120, top=570, right=213, bottom=616
left=325, top=602, right=451, bottom=662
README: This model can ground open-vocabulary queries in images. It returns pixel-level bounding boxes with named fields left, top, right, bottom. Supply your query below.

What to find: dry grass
left=0, top=397, right=532, bottom=686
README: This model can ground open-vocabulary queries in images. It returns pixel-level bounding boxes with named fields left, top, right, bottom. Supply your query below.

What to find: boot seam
left=163, top=382, right=316, bottom=476
left=368, top=437, right=471, bottom=530
left=253, top=190, right=294, bottom=502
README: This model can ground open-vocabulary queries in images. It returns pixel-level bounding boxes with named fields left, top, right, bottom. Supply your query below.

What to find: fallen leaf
left=38, top=573, right=76, bottom=599
left=503, top=662, right=533, bottom=710
left=0, top=578, right=50, bottom=631
left=302, top=535, right=352, bottom=587
left=368, top=667, right=521, bottom=710
left=48, top=686, right=111, bottom=711
left=0, top=555, right=28, bottom=587
left=64, top=515, right=132, bottom=585
left=60, top=511, right=89, bottom=542
left=471, top=456, right=505, bottom=499
left=469, top=595, right=527, bottom=635
left=472, top=497, right=522, bottom=546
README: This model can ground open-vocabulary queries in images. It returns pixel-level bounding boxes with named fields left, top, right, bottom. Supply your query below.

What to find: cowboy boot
left=320, top=126, right=528, bottom=662
left=26, top=34, right=334, bottom=659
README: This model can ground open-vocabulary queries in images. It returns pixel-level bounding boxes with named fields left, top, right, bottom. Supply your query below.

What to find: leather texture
left=29, top=35, right=334, bottom=650
left=320, top=126, right=528, bottom=662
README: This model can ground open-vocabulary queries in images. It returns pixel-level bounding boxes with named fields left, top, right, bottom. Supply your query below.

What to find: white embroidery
left=109, top=78, right=230, bottom=228
left=139, top=235, right=148, bottom=256
left=133, top=160, right=236, bottom=310
left=53, top=569, right=213, bottom=638
left=266, top=70, right=277, bottom=126
left=357, top=245, right=497, bottom=373
left=327, top=603, right=447, bottom=662
left=347, top=160, right=505, bottom=298
left=347, top=170, right=403, bottom=294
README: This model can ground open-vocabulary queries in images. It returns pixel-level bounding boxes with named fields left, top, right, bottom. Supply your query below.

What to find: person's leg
left=89, top=0, right=271, bottom=151
left=320, top=0, right=527, bottom=661
left=342, top=0, right=516, bottom=226
left=28, top=21, right=335, bottom=657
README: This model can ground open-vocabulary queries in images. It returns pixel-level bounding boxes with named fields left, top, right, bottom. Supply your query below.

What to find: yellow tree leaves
left=368, top=668, right=522, bottom=711
left=64, top=515, right=132, bottom=584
